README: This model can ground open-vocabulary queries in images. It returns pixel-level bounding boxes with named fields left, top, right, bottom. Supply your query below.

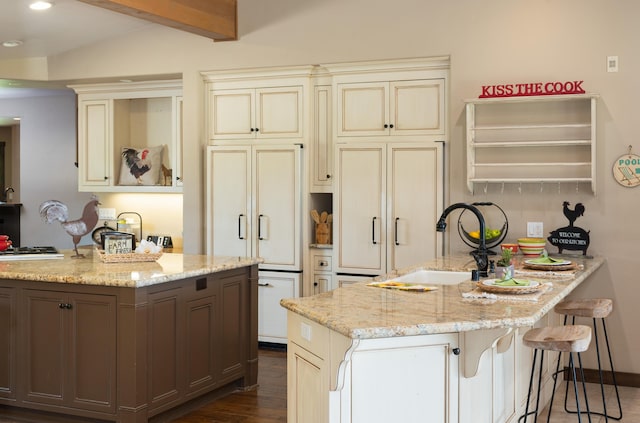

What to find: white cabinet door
left=258, top=271, right=300, bottom=343
left=349, top=334, right=459, bottom=423
left=253, top=145, right=302, bottom=270
left=209, top=87, right=303, bottom=140
left=209, top=89, right=255, bottom=139
left=287, top=341, right=327, bottom=423
left=336, top=79, right=445, bottom=138
left=336, top=82, right=388, bottom=137
left=387, top=143, right=443, bottom=271
left=335, top=144, right=385, bottom=274
left=389, top=79, right=445, bottom=136
left=335, top=142, right=443, bottom=275
left=311, top=85, right=333, bottom=191
left=207, top=146, right=252, bottom=258
left=78, top=99, right=111, bottom=188
left=207, top=145, right=302, bottom=270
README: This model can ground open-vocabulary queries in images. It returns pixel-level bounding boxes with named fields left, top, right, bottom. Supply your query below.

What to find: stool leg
left=600, top=318, right=623, bottom=420
left=521, top=349, right=544, bottom=423
left=547, top=349, right=564, bottom=422
left=577, top=351, right=593, bottom=422
left=563, top=315, right=623, bottom=421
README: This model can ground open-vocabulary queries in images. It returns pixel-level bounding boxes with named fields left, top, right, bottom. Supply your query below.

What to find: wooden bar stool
left=520, top=325, right=592, bottom=423
left=555, top=299, right=622, bottom=421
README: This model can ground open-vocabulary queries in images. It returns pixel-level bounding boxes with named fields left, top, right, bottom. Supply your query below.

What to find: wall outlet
left=527, top=222, right=544, bottom=238
left=98, top=207, right=116, bottom=220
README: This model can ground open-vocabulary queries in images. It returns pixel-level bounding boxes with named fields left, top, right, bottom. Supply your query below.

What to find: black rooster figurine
left=39, top=195, right=100, bottom=258
left=562, top=201, right=585, bottom=227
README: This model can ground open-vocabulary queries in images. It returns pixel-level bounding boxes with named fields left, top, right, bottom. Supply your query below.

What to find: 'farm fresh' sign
left=479, top=80, right=585, bottom=98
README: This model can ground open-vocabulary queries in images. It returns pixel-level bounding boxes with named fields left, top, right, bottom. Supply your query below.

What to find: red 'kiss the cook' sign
left=479, top=80, right=585, bottom=98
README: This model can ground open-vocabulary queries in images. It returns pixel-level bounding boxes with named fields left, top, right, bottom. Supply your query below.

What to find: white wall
left=4, top=0, right=638, bottom=373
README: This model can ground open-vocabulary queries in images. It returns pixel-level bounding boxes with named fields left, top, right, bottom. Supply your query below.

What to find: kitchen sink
left=386, top=270, right=471, bottom=285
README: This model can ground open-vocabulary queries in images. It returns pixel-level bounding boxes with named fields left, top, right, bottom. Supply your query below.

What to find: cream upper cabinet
left=336, top=79, right=444, bottom=137
left=310, top=84, right=333, bottom=192
left=209, top=86, right=304, bottom=140
left=70, top=80, right=183, bottom=193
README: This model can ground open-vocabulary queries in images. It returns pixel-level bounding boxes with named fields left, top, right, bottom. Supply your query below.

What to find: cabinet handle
left=452, top=347, right=461, bottom=355
left=395, top=217, right=400, bottom=246
left=372, top=217, right=377, bottom=245
left=238, top=214, right=245, bottom=240
left=258, top=214, right=264, bottom=240
left=319, top=261, right=327, bottom=267
left=58, top=303, right=72, bottom=309
left=176, top=176, right=182, bottom=181
left=258, top=282, right=272, bottom=287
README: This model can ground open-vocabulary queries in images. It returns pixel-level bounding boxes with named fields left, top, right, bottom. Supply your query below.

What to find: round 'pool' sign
left=613, top=152, right=640, bottom=187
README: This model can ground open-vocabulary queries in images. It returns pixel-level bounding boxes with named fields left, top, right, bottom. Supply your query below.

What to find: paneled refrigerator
left=206, top=144, right=302, bottom=343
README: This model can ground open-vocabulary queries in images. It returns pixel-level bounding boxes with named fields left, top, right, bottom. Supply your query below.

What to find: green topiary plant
left=496, top=248, right=513, bottom=267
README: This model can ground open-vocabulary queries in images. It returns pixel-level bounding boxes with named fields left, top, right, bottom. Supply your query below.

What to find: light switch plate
left=98, top=207, right=116, bottom=220
left=527, top=222, right=544, bottom=238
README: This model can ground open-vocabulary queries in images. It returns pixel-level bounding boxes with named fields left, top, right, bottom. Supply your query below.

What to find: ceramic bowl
left=500, top=243, right=519, bottom=254
left=517, top=238, right=546, bottom=256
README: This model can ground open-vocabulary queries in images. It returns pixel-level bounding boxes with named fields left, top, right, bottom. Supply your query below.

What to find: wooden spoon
left=310, top=209, right=320, bottom=224
left=320, top=211, right=328, bottom=223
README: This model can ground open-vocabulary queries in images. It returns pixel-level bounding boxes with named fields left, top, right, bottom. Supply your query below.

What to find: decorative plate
left=524, top=258, right=571, bottom=266
left=523, top=261, right=577, bottom=271
left=477, top=279, right=542, bottom=295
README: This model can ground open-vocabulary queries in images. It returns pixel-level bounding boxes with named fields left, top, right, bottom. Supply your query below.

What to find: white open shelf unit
left=465, top=93, right=598, bottom=194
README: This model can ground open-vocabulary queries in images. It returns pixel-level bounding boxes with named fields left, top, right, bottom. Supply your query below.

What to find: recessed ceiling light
left=2, top=40, right=23, bottom=48
left=30, top=1, right=53, bottom=10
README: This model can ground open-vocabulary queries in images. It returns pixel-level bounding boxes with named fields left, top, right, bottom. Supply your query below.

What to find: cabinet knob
left=250, top=128, right=255, bottom=132
left=389, top=124, right=394, bottom=128
left=327, top=174, right=331, bottom=179
left=384, top=124, right=388, bottom=128
left=104, top=176, right=108, bottom=180
left=452, top=347, right=461, bottom=355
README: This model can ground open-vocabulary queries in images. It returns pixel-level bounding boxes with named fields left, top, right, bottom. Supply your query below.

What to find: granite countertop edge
left=280, top=255, right=605, bottom=339
left=0, top=250, right=263, bottom=288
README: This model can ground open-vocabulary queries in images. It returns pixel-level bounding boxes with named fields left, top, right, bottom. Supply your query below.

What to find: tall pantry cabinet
left=325, top=58, right=448, bottom=281
left=203, top=67, right=313, bottom=344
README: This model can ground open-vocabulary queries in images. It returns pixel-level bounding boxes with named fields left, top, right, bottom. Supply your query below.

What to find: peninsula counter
left=0, top=249, right=261, bottom=423
left=281, top=255, right=604, bottom=423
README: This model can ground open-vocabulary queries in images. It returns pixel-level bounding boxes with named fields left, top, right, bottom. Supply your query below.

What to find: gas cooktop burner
left=0, top=246, right=59, bottom=255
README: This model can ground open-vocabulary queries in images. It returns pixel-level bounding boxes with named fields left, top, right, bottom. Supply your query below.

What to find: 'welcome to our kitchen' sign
left=479, top=80, right=585, bottom=98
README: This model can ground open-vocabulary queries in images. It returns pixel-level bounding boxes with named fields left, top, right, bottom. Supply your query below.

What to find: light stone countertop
left=280, top=255, right=605, bottom=339
left=0, top=248, right=262, bottom=288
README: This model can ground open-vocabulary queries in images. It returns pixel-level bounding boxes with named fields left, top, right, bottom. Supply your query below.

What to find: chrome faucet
left=436, top=202, right=489, bottom=277
left=2, top=187, right=14, bottom=202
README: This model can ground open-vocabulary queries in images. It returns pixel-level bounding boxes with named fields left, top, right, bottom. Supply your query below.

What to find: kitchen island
left=281, top=255, right=604, bottom=423
left=0, top=249, right=260, bottom=423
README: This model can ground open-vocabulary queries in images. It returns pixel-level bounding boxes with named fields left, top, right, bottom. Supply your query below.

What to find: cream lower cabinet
left=335, top=142, right=443, bottom=275
left=288, top=312, right=565, bottom=423
left=287, top=312, right=459, bottom=423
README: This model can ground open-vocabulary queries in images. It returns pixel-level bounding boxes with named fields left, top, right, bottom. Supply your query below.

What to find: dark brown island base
left=0, top=250, right=261, bottom=423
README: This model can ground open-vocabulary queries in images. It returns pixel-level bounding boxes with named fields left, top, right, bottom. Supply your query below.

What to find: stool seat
left=523, top=325, right=591, bottom=352
left=555, top=298, right=612, bottom=318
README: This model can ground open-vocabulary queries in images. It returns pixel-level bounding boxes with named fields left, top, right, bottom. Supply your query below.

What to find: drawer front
left=312, top=254, right=332, bottom=272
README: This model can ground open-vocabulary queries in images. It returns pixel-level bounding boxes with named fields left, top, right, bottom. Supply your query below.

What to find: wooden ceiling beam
left=78, top=0, right=237, bottom=41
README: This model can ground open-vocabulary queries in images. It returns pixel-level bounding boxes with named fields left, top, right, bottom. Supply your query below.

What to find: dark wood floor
left=170, top=348, right=287, bottom=423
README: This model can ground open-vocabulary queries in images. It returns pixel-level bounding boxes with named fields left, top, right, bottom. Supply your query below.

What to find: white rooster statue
left=39, top=195, right=100, bottom=258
